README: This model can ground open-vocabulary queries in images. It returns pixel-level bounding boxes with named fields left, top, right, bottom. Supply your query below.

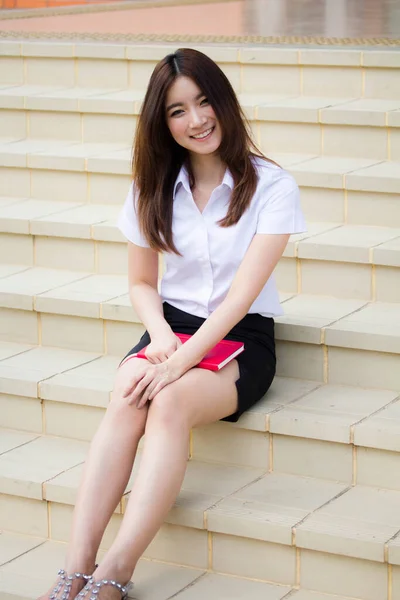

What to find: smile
left=191, top=127, right=215, bottom=140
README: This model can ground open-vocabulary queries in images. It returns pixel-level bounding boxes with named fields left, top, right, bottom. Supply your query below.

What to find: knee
left=107, top=375, right=147, bottom=436
left=147, top=387, right=188, bottom=430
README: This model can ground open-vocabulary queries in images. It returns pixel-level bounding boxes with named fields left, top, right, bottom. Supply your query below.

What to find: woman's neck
left=189, top=153, right=226, bottom=189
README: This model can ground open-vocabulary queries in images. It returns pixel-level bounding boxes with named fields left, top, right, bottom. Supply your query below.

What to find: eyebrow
left=166, top=92, right=205, bottom=112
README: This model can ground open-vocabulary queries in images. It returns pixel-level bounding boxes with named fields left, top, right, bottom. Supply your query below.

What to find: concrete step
left=1, top=430, right=400, bottom=600
left=0, top=536, right=360, bottom=600
left=1, top=41, right=400, bottom=101
left=0, top=271, right=399, bottom=383
left=1, top=85, right=400, bottom=162
left=1, top=145, right=399, bottom=227
left=0, top=337, right=400, bottom=485
left=2, top=199, right=400, bottom=299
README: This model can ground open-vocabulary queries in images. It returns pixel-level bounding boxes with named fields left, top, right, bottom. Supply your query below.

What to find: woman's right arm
left=128, top=242, right=181, bottom=363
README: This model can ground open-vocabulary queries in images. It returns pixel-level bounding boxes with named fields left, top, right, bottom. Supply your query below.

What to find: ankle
left=94, top=554, right=134, bottom=586
left=65, top=553, right=97, bottom=577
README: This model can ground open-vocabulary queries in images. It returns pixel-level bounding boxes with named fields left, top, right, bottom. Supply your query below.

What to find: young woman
left=40, top=48, right=306, bottom=600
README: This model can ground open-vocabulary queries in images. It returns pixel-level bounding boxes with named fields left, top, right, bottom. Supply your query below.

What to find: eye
left=170, top=109, right=183, bottom=117
left=200, top=97, right=209, bottom=105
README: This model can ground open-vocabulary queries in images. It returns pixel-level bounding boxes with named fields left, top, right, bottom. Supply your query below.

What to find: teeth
left=192, top=128, right=212, bottom=139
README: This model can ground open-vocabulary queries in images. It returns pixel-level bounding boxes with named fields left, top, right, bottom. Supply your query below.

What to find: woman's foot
left=82, top=563, right=133, bottom=600
left=37, top=568, right=94, bottom=600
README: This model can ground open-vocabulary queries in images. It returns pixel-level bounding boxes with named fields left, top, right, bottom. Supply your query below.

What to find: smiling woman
left=39, top=48, right=306, bottom=600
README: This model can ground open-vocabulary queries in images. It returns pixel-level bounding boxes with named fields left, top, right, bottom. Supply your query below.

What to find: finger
left=148, top=380, right=167, bottom=401
left=141, top=379, right=159, bottom=404
left=129, top=372, right=151, bottom=404
left=122, top=374, right=141, bottom=398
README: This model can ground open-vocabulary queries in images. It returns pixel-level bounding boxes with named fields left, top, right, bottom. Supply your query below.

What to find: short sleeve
left=117, top=182, right=151, bottom=248
left=256, top=172, right=307, bottom=235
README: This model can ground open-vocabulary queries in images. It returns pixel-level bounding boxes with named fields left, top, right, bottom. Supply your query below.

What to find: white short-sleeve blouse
left=117, top=156, right=306, bottom=318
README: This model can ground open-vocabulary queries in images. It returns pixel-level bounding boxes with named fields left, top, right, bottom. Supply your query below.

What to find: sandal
left=78, top=578, right=133, bottom=600
left=48, top=569, right=93, bottom=600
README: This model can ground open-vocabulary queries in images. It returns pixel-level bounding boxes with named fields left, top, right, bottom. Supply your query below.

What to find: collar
left=173, top=165, right=234, bottom=199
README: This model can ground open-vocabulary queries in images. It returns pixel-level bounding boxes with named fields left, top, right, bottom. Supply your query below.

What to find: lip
left=190, top=126, right=215, bottom=141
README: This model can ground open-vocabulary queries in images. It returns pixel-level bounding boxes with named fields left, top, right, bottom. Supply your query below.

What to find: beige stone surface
left=0, top=164, right=27, bottom=197
left=0, top=429, right=38, bottom=455
left=346, top=160, right=400, bottom=195
left=0, top=233, right=33, bottom=267
left=0, top=345, right=100, bottom=398
left=300, top=548, right=387, bottom=600
left=275, top=340, right=324, bottom=381
left=0, top=394, right=42, bottom=433
left=97, top=241, right=128, bottom=275
left=236, top=376, right=321, bottom=433
left=356, top=446, right=400, bottom=491
left=325, top=302, right=400, bottom=354
left=104, top=320, right=145, bottom=356
left=212, top=532, right=296, bottom=584
left=0, top=340, right=32, bottom=361
left=300, top=260, right=372, bottom=300
left=298, top=225, right=400, bottom=264
left=40, top=354, right=119, bottom=407
left=321, top=97, right=400, bottom=127
left=270, top=385, right=397, bottom=444
left=290, top=591, right=353, bottom=600
left=354, top=400, right=400, bottom=453
left=291, top=156, right=380, bottom=189
left=207, top=472, right=345, bottom=546
left=275, top=295, right=366, bottom=345
left=297, top=485, right=400, bottom=561
left=299, top=187, right=344, bottom=224
left=284, top=222, right=340, bottom=258
left=31, top=202, right=119, bottom=239
left=376, top=266, right=400, bottom=303
left=273, top=435, right=353, bottom=483
left=89, top=171, right=130, bottom=205
left=173, top=572, right=290, bottom=600
left=31, top=169, right=87, bottom=203
left=144, top=523, right=208, bottom=569
left=328, top=346, right=400, bottom=389
left=0, top=531, right=44, bottom=566
left=35, top=236, right=96, bottom=272
left=87, top=147, right=132, bottom=176
left=28, top=141, right=130, bottom=172
left=101, top=293, right=139, bottom=323
left=0, top=267, right=89, bottom=311
left=44, top=400, right=105, bottom=442
left=373, top=237, right=400, bottom=267
left=0, top=265, right=29, bottom=279
left=0, top=493, right=48, bottom=537
left=192, top=423, right=269, bottom=469
left=36, top=273, right=128, bottom=319
left=0, top=435, right=88, bottom=499
left=0, top=199, right=79, bottom=235
left=347, top=190, right=400, bottom=228
left=323, top=124, right=388, bottom=161
left=40, top=312, right=105, bottom=353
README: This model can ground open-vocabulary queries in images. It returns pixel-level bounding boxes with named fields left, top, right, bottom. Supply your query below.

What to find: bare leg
left=38, top=358, right=151, bottom=600
left=89, top=360, right=239, bottom=598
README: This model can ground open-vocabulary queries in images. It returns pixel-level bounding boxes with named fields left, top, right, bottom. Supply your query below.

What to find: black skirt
left=121, top=302, right=276, bottom=423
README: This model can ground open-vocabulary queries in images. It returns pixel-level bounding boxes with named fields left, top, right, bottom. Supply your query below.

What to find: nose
left=188, top=107, right=207, bottom=129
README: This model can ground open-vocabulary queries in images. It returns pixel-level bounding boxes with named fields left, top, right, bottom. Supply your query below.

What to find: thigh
left=149, top=359, right=240, bottom=428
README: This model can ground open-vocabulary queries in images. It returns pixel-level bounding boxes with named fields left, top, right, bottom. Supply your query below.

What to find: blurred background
left=1, top=0, right=400, bottom=40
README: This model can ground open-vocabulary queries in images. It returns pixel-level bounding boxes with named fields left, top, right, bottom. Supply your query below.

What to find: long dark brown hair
left=132, top=48, right=275, bottom=255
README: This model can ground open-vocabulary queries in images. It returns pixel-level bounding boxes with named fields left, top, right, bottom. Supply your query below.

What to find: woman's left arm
left=124, top=232, right=289, bottom=407
left=167, top=232, right=290, bottom=376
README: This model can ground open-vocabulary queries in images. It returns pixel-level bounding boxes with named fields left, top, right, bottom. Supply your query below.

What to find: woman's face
left=165, top=76, right=222, bottom=156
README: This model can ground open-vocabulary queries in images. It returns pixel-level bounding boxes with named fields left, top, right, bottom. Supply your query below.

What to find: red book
left=136, top=333, right=244, bottom=371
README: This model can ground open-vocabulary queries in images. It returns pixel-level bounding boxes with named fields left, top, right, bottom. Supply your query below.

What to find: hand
left=122, top=359, right=182, bottom=409
left=144, top=331, right=182, bottom=364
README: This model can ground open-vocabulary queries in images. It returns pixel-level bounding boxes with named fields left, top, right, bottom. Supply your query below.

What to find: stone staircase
left=0, top=41, right=400, bottom=600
